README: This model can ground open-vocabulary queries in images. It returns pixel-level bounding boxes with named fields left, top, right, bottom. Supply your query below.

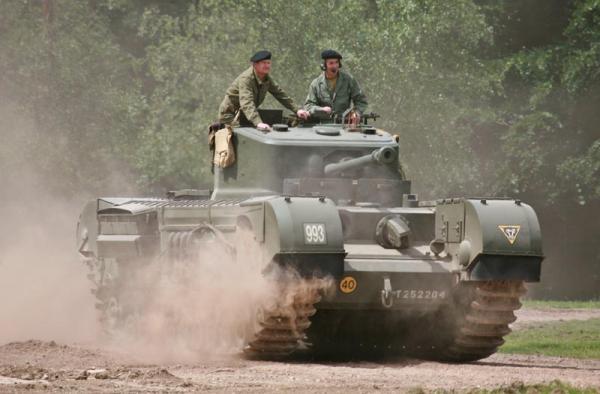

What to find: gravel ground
left=1, top=307, right=599, bottom=393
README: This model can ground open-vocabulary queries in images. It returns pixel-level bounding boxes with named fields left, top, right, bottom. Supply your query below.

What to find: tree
left=0, top=0, right=140, bottom=196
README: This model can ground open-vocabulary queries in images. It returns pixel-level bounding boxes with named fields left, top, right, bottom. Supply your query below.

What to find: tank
left=76, top=110, right=544, bottom=361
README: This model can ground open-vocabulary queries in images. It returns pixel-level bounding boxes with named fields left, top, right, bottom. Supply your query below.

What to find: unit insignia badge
left=498, top=225, right=521, bottom=245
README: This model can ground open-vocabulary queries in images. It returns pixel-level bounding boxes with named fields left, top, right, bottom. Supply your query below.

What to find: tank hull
left=77, top=193, right=542, bottom=361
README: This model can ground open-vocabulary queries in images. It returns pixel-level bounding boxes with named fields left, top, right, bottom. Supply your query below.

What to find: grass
left=472, top=380, right=598, bottom=394
left=407, top=380, right=599, bottom=393
left=522, top=300, right=600, bottom=309
left=500, top=318, right=600, bottom=359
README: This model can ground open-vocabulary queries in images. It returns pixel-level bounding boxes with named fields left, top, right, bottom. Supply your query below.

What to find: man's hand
left=296, top=109, right=310, bottom=120
left=320, top=106, right=332, bottom=114
left=257, top=122, right=271, bottom=131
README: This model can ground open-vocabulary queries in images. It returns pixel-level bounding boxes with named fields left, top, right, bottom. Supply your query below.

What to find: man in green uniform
left=304, top=49, right=368, bottom=121
left=218, top=50, right=309, bottom=131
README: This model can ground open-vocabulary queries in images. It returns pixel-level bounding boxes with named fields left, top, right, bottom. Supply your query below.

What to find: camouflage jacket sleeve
left=238, top=77, right=262, bottom=126
left=349, top=75, right=368, bottom=115
left=304, top=79, right=321, bottom=114
left=268, top=78, right=299, bottom=113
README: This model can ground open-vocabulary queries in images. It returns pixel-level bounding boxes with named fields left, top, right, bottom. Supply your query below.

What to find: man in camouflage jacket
left=218, top=50, right=309, bottom=131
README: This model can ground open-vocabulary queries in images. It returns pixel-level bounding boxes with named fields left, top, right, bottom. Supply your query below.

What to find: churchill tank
left=76, top=109, right=543, bottom=361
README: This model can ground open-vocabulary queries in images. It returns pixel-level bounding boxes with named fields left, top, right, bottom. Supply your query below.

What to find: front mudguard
left=435, top=198, right=543, bottom=282
left=262, top=196, right=346, bottom=279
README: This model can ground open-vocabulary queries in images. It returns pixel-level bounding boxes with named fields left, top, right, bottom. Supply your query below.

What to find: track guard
left=264, top=196, right=345, bottom=279
left=435, top=198, right=543, bottom=282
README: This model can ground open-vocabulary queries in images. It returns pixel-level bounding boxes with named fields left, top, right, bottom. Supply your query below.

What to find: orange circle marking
left=339, top=276, right=357, bottom=294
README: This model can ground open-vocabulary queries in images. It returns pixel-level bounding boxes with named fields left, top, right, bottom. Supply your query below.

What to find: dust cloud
left=0, top=199, right=98, bottom=344
left=103, top=228, right=333, bottom=363
left=0, top=103, right=98, bottom=345
left=0, top=100, right=331, bottom=362
left=105, top=230, right=278, bottom=363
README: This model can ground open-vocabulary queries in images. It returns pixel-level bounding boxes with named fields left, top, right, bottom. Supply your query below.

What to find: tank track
left=244, top=281, right=323, bottom=359
left=442, top=280, right=526, bottom=362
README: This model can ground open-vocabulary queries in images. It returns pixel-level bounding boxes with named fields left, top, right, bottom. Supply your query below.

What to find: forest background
left=0, top=0, right=598, bottom=299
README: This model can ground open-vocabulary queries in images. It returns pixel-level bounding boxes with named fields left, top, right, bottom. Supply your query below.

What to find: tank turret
left=211, top=111, right=404, bottom=201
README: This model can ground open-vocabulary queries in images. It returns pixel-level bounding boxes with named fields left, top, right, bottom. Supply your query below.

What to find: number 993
left=303, top=223, right=327, bottom=244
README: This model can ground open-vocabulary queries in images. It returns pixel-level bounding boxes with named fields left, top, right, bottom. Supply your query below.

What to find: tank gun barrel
left=324, top=146, right=396, bottom=176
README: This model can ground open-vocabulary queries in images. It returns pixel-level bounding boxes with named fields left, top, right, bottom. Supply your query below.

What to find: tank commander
left=304, top=49, right=368, bottom=122
left=218, top=50, right=309, bottom=131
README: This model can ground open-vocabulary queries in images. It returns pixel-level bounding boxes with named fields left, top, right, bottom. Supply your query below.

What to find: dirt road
left=1, top=307, right=599, bottom=393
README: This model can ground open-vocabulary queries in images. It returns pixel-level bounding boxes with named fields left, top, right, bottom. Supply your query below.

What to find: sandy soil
left=1, top=307, right=599, bottom=393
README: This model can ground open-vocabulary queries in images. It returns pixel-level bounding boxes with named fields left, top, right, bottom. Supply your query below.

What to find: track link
left=443, top=280, right=526, bottom=362
left=244, top=281, right=324, bottom=359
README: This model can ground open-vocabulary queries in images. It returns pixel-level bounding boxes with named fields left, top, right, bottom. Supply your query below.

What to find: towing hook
left=380, top=276, right=394, bottom=308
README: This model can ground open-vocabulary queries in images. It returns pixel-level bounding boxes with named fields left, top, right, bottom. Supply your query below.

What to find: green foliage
left=496, top=111, right=563, bottom=200
left=0, top=0, right=140, bottom=195
left=500, top=318, right=600, bottom=359
left=558, top=140, right=600, bottom=204
left=491, top=0, right=600, bottom=205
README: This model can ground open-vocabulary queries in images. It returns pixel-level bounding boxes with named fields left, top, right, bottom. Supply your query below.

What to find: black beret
left=250, top=50, right=271, bottom=62
left=321, top=49, right=342, bottom=60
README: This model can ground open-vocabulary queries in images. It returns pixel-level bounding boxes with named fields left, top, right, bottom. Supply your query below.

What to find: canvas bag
left=212, top=125, right=236, bottom=168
